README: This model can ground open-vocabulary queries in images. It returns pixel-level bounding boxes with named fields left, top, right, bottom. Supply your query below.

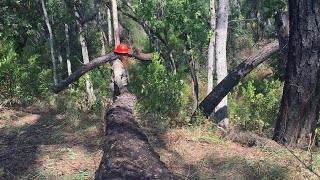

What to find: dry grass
left=0, top=108, right=319, bottom=179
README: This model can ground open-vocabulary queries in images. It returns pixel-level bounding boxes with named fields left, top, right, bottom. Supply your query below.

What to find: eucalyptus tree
left=65, top=24, right=72, bottom=77
left=74, top=0, right=96, bottom=103
left=0, top=0, right=55, bottom=100
left=107, top=6, right=113, bottom=45
left=111, top=0, right=120, bottom=45
left=214, top=0, right=229, bottom=128
left=207, top=0, right=216, bottom=95
left=41, top=0, right=58, bottom=85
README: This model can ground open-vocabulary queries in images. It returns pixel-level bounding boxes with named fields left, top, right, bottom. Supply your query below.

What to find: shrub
left=229, top=68, right=283, bottom=135
left=129, top=54, right=188, bottom=122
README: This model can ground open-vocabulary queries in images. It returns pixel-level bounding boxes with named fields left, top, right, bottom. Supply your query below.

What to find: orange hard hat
left=114, top=43, right=129, bottom=54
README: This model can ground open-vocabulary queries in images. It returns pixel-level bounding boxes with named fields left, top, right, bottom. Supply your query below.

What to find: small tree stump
left=95, top=93, right=175, bottom=180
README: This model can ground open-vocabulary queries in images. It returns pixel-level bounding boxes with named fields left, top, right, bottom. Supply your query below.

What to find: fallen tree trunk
left=95, top=93, right=175, bottom=179
left=52, top=52, right=153, bottom=94
left=221, top=129, right=282, bottom=150
left=193, top=40, right=280, bottom=119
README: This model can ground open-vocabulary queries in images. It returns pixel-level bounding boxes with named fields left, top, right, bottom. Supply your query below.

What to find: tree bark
left=74, top=0, right=96, bottom=102
left=95, top=93, right=175, bottom=179
left=274, top=11, right=289, bottom=79
left=65, top=24, right=72, bottom=77
left=214, top=0, right=229, bottom=128
left=185, top=34, right=199, bottom=114
left=194, top=40, right=279, bottom=119
left=107, top=6, right=113, bottom=45
left=273, top=0, right=320, bottom=148
left=207, top=0, right=216, bottom=95
left=41, top=0, right=58, bottom=85
left=95, top=0, right=106, bottom=56
left=111, top=0, right=120, bottom=45
left=53, top=52, right=153, bottom=94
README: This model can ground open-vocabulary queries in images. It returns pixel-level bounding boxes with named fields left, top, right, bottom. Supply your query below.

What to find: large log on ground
left=95, top=93, right=175, bottom=180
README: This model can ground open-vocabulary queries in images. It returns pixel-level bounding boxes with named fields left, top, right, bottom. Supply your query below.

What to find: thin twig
left=285, top=146, right=320, bottom=178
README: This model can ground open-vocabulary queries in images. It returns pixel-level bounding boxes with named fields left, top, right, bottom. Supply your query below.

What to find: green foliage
left=0, top=40, right=49, bottom=104
left=130, top=54, right=187, bottom=118
left=229, top=67, right=283, bottom=134
left=125, top=0, right=210, bottom=71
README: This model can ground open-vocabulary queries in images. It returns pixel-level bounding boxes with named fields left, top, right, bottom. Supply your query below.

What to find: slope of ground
left=0, top=107, right=319, bottom=179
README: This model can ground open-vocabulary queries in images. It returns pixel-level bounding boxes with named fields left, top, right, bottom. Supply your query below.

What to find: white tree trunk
left=65, top=24, right=72, bottom=77
left=74, top=0, right=96, bottom=103
left=58, top=50, right=63, bottom=64
left=207, top=0, right=216, bottom=95
left=107, top=6, right=113, bottom=45
left=111, top=0, right=120, bottom=45
left=41, top=0, right=58, bottom=85
left=214, top=0, right=229, bottom=128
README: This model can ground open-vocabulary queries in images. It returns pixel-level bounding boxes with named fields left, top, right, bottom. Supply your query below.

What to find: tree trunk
left=273, top=0, right=320, bottom=148
left=275, top=11, right=289, bottom=79
left=41, top=0, right=58, bottom=85
left=53, top=52, right=153, bottom=94
left=95, top=0, right=106, bottom=56
left=111, top=0, right=120, bottom=45
left=53, top=54, right=119, bottom=94
left=194, top=40, right=279, bottom=119
left=65, top=24, right=72, bottom=77
left=214, top=0, right=229, bottom=128
left=185, top=34, right=198, bottom=114
left=189, top=60, right=198, bottom=114
left=74, top=0, right=96, bottom=103
left=57, top=50, right=63, bottom=64
left=207, top=0, right=216, bottom=95
left=107, top=6, right=113, bottom=45
left=95, top=93, right=175, bottom=179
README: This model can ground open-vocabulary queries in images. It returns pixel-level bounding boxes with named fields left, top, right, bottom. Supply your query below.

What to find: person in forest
left=110, top=44, right=129, bottom=100
left=109, top=43, right=131, bottom=101
left=110, top=43, right=152, bottom=101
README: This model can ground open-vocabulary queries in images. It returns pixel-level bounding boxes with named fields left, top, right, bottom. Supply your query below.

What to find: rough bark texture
left=95, top=93, right=175, bottom=179
left=194, top=40, right=280, bottom=118
left=275, top=11, right=289, bottom=78
left=222, top=129, right=282, bottom=151
left=273, top=0, right=320, bottom=147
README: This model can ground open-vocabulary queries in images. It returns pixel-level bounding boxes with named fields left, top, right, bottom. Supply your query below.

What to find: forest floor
left=0, top=106, right=319, bottom=180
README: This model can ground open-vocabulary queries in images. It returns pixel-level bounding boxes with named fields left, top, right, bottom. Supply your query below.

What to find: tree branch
left=52, top=52, right=153, bottom=94
left=193, top=40, right=280, bottom=119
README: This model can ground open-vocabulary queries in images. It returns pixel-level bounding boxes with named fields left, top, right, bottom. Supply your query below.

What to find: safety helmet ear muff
left=114, top=43, right=129, bottom=54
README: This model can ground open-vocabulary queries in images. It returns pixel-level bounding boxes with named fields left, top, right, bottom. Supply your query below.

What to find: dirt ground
left=0, top=107, right=319, bottom=179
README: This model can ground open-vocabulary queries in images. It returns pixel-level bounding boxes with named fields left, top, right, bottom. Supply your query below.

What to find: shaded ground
left=0, top=107, right=319, bottom=179
left=0, top=107, right=103, bottom=179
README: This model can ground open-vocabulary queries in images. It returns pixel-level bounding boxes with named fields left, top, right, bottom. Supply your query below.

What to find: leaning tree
left=273, top=0, right=320, bottom=147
